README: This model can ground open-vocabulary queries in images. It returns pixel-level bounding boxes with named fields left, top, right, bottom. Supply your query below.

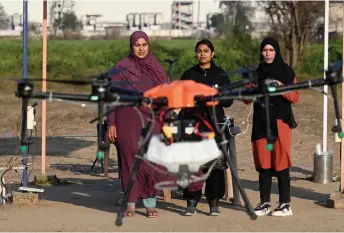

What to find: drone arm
left=32, top=92, right=90, bottom=101
left=326, top=69, right=343, bottom=135
left=330, top=83, right=342, bottom=134
left=271, top=77, right=325, bottom=93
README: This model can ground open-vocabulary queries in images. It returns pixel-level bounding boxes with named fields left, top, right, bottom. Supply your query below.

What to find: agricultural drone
left=12, top=60, right=344, bottom=227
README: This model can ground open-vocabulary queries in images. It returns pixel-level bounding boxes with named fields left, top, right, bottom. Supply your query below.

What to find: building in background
left=2, top=1, right=344, bottom=39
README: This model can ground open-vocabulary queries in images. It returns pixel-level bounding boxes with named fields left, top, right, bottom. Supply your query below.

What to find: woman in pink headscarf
left=107, top=31, right=169, bottom=218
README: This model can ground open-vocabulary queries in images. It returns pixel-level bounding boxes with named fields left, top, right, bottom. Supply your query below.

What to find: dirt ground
left=1, top=86, right=344, bottom=232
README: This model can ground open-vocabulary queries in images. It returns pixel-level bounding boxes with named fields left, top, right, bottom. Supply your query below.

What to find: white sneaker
left=254, top=202, right=271, bottom=216
left=271, top=203, right=293, bottom=216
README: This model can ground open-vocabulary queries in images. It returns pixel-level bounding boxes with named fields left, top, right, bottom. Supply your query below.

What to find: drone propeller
left=9, top=78, right=93, bottom=85
left=223, top=67, right=251, bottom=77
left=221, top=63, right=260, bottom=77
left=7, top=66, right=129, bottom=86
left=87, top=66, right=124, bottom=79
left=8, top=78, right=145, bottom=86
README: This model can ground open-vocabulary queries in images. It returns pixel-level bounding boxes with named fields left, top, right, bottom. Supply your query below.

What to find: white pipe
left=323, top=0, right=329, bottom=153
left=340, top=0, right=344, bottom=193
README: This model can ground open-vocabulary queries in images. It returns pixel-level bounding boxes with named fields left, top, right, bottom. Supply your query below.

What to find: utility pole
left=196, top=0, right=200, bottom=32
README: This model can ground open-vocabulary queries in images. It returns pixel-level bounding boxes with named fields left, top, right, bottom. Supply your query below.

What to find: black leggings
left=259, top=168, right=291, bottom=203
left=183, top=168, right=225, bottom=203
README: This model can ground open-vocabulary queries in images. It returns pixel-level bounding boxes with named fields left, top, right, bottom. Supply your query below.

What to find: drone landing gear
left=90, top=122, right=109, bottom=174
left=216, top=129, right=257, bottom=220
left=225, top=129, right=241, bottom=206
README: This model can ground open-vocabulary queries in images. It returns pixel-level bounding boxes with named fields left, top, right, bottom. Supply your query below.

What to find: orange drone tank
left=143, top=80, right=219, bottom=109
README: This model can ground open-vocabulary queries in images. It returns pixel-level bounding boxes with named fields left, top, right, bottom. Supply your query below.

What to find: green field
left=0, top=37, right=342, bottom=83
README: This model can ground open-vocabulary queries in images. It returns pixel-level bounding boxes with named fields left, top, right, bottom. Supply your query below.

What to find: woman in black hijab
left=245, top=37, right=299, bottom=217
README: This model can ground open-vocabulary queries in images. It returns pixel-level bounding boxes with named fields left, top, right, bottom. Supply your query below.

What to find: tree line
left=209, top=1, right=327, bottom=68
left=0, top=1, right=332, bottom=68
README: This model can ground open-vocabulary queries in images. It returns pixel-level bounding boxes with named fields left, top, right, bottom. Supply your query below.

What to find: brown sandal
left=146, top=208, right=158, bottom=218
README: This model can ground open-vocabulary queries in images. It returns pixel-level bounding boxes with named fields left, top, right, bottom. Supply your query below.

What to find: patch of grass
left=33, top=174, right=84, bottom=187
left=0, top=38, right=342, bottom=84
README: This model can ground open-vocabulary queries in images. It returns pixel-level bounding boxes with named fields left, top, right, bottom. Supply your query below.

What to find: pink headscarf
left=115, top=31, right=167, bottom=86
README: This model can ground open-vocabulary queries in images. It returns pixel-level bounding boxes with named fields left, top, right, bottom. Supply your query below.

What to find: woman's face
left=132, top=38, right=149, bottom=59
left=262, top=44, right=276, bottom=64
left=195, top=44, right=214, bottom=65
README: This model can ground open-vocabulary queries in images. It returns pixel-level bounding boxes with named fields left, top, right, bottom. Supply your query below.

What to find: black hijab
left=251, top=37, right=297, bottom=142
left=257, top=37, right=294, bottom=85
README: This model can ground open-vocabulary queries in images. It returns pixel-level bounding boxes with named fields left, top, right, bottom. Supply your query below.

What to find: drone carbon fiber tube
left=262, top=80, right=275, bottom=151
left=329, top=84, right=343, bottom=135
left=28, top=92, right=91, bottom=102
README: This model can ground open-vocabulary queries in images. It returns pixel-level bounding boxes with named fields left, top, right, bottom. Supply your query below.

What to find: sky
left=1, top=0, right=223, bottom=24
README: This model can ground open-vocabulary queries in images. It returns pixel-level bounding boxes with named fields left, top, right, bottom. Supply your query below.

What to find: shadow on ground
left=0, top=136, right=96, bottom=156
left=239, top=165, right=330, bottom=203
left=50, top=161, right=119, bottom=175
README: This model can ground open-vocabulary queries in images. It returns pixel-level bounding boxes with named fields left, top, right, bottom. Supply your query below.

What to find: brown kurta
left=245, top=77, right=299, bottom=172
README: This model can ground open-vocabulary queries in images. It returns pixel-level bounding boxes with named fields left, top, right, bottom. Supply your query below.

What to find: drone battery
left=162, top=120, right=182, bottom=142
left=182, top=119, right=203, bottom=141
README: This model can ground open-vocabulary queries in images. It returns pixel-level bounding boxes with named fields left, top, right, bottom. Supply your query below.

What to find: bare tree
left=219, top=1, right=254, bottom=36
left=0, top=3, right=9, bottom=29
left=258, top=1, right=324, bottom=67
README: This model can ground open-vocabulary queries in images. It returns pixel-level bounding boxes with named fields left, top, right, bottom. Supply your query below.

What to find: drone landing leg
left=227, top=134, right=241, bottom=206
left=329, top=84, right=343, bottom=134
left=90, top=122, right=107, bottom=173
left=263, top=90, right=275, bottom=151
left=21, top=97, right=30, bottom=187
left=217, top=132, right=257, bottom=220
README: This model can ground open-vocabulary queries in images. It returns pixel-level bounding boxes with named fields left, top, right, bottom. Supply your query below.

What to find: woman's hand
left=246, top=83, right=257, bottom=88
left=107, top=126, right=117, bottom=142
left=274, top=80, right=283, bottom=86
